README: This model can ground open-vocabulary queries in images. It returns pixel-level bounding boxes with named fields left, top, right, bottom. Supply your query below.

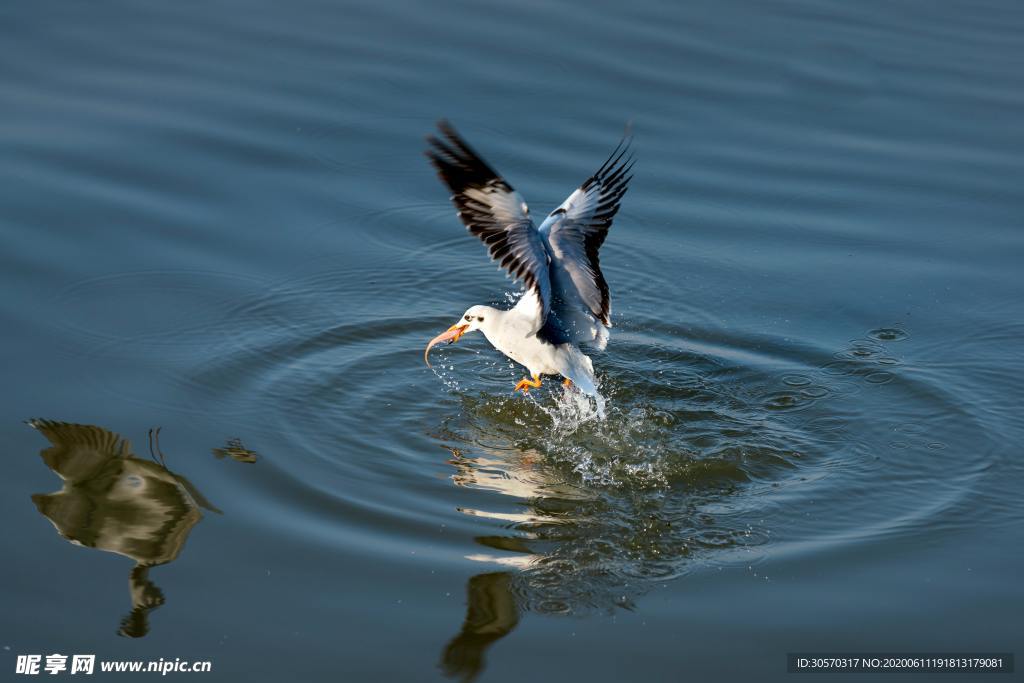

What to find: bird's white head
left=423, top=305, right=494, bottom=367
left=457, top=305, right=492, bottom=332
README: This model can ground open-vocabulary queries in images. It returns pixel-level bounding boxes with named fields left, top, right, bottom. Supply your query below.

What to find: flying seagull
left=423, top=121, right=633, bottom=397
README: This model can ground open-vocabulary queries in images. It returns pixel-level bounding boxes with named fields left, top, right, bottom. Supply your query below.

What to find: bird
left=423, top=120, right=633, bottom=397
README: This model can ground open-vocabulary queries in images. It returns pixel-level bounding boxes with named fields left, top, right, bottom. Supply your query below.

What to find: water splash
left=536, top=384, right=607, bottom=425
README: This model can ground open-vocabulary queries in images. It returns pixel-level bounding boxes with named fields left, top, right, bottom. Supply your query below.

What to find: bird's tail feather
left=560, top=347, right=599, bottom=397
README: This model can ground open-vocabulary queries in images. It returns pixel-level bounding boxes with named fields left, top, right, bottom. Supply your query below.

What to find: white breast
left=481, top=307, right=561, bottom=376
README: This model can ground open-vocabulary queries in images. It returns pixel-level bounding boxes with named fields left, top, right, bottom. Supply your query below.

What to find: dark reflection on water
left=27, top=420, right=229, bottom=638
left=441, top=572, right=519, bottom=683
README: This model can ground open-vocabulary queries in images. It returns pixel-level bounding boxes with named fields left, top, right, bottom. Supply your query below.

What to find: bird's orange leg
left=514, top=374, right=542, bottom=393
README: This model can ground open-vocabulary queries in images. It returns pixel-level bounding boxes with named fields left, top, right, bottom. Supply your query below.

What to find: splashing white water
left=537, top=384, right=607, bottom=430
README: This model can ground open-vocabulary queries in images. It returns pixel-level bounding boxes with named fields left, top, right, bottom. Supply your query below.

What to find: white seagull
left=423, top=121, right=633, bottom=397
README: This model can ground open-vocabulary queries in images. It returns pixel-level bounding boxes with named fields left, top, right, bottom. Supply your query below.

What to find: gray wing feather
left=539, top=137, right=633, bottom=345
left=426, top=121, right=552, bottom=329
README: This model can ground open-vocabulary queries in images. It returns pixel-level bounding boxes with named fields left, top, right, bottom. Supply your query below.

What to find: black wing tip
left=581, top=139, right=635, bottom=194
left=432, top=120, right=487, bottom=164
left=425, top=120, right=506, bottom=193
left=424, top=119, right=457, bottom=144
left=436, top=119, right=462, bottom=142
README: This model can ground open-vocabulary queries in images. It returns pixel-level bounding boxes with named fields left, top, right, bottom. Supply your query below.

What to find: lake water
left=2, top=0, right=1022, bottom=680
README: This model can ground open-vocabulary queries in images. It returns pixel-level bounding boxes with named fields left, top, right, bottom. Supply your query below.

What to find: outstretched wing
left=426, top=121, right=551, bottom=329
left=539, top=137, right=633, bottom=345
left=27, top=418, right=131, bottom=479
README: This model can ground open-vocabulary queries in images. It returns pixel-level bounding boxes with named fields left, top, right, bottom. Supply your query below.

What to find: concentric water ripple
left=44, top=247, right=1000, bottom=622
left=91, top=255, right=993, bottom=623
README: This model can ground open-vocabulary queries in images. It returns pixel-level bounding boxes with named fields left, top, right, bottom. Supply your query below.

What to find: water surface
left=2, top=0, right=1023, bottom=680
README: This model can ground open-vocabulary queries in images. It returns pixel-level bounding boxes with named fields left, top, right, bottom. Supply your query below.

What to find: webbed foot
left=514, top=374, right=542, bottom=393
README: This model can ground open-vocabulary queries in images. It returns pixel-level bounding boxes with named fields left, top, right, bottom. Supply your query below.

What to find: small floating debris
left=212, top=437, right=259, bottom=463
left=868, top=327, right=909, bottom=342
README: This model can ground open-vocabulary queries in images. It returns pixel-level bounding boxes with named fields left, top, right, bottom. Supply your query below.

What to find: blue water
left=2, top=0, right=1023, bottom=680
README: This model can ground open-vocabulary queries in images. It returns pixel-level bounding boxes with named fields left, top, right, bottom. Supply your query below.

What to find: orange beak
left=424, top=323, right=469, bottom=368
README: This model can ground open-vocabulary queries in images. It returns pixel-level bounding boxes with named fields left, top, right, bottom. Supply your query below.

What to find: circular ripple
left=154, top=262, right=991, bottom=624
left=801, top=386, right=830, bottom=398
left=424, top=319, right=992, bottom=616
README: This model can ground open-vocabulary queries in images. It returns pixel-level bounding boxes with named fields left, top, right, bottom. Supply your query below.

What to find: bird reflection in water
left=28, top=419, right=222, bottom=637
left=439, top=442, right=593, bottom=682
left=212, top=436, right=259, bottom=463
left=440, top=572, right=520, bottom=682
left=436, top=411, right=757, bottom=682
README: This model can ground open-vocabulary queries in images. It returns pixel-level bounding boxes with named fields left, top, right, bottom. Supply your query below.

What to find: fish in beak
left=424, top=323, right=469, bottom=368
